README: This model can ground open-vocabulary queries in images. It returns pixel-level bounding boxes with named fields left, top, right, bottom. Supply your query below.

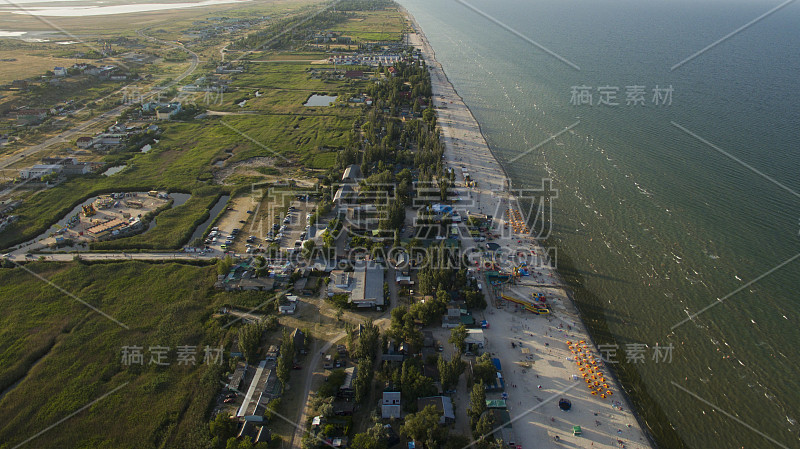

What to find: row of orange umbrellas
left=506, top=208, right=529, bottom=234
left=567, top=340, right=613, bottom=398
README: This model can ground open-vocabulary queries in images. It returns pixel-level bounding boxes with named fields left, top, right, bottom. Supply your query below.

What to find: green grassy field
left=218, top=61, right=367, bottom=113
left=0, top=261, right=271, bottom=449
left=332, top=9, right=407, bottom=42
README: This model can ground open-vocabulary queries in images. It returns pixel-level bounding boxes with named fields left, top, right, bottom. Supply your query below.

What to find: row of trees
left=276, top=328, right=295, bottom=388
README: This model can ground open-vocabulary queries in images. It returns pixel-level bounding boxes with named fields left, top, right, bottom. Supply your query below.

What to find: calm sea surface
left=400, top=0, right=800, bottom=447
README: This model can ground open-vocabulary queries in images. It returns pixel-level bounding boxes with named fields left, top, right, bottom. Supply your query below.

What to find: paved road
left=2, top=251, right=216, bottom=263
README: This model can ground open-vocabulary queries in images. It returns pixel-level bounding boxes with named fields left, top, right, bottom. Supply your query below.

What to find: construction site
left=39, top=191, right=175, bottom=248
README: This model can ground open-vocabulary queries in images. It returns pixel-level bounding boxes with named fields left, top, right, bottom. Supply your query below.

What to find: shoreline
left=402, top=5, right=656, bottom=448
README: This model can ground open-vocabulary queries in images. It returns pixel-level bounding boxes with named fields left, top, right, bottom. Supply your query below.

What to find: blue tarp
left=432, top=204, right=453, bottom=214
left=492, top=357, right=502, bottom=371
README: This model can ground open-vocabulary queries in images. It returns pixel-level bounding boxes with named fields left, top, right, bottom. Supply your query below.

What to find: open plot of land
left=0, top=52, right=97, bottom=85
left=330, top=9, right=406, bottom=42
left=0, top=261, right=232, bottom=449
left=220, top=61, right=368, bottom=113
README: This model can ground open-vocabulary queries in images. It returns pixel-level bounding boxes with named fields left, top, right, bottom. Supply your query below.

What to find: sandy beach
left=404, top=11, right=654, bottom=449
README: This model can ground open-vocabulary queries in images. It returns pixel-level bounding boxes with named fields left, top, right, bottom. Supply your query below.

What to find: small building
left=229, top=363, right=246, bottom=391
left=278, top=295, right=298, bottom=315
left=62, top=163, right=91, bottom=176
left=381, top=391, right=401, bottom=419
left=339, top=366, right=357, bottom=398
left=293, top=277, right=309, bottom=295
left=342, top=164, right=362, bottom=182
left=265, top=345, right=279, bottom=362
left=350, top=262, right=385, bottom=308
left=496, top=427, right=517, bottom=449
left=40, top=156, right=76, bottom=165
left=155, top=103, right=181, bottom=120
left=19, top=164, right=62, bottom=180
left=333, top=400, right=355, bottom=416
left=486, top=399, right=507, bottom=409
left=416, top=396, right=455, bottom=425
left=76, top=136, right=94, bottom=149
left=278, top=302, right=296, bottom=315
left=85, top=217, right=128, bottom=237
left=53, top=66, right=67, bottom=77
left=292, top=328, right=307, bottom=354
left=465, top=329, right=486, bottom=350
left=333, top=184, right=355, bottom=205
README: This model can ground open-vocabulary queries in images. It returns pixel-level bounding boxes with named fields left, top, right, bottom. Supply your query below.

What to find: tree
left=238, top=322, right=264, bottom=362
left=443, top=435, right=472, bottom=449
left=472, top=354, right=497, bottom=385
left=448, top=324, right=467, bottom=354
left=346, top=323, right=356, bottom=353
left=217, top=255, right=234, bottom=275
left=468, top=381, right=487, bottom=427
left=401, top=405, right=448, bottom=449
left=351, top=423, right=389, bottom=449
left=401, top=362, right=436, bottom=410
left=357, top=319, right=380, bottom=361
left=277, top=328, right=295, bottom=388
left=210, top=412, right=237, bottom=442
left=302, top=239, right=316, bottom=259
left=354, top=358, right=373, bottom=403
left=474, top=412, right=495, bottom=441
left=318, top=369, right=346, bottom=398
left=264, top=398, right=282, bottom=422
left=464, top=290, right=487, bottom=310
left=438, top=355, right=466, bottom=391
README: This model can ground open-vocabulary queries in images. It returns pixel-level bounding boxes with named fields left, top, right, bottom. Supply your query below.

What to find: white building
left=381, top=391, right=401, bottom=419
left=350, top=262, right=385, bottom=308
left=19, top=164, right=62, bottom=180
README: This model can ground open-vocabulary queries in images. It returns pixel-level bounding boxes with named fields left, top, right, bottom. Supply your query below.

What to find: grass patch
left=0, top=261, right=249, bottom=448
